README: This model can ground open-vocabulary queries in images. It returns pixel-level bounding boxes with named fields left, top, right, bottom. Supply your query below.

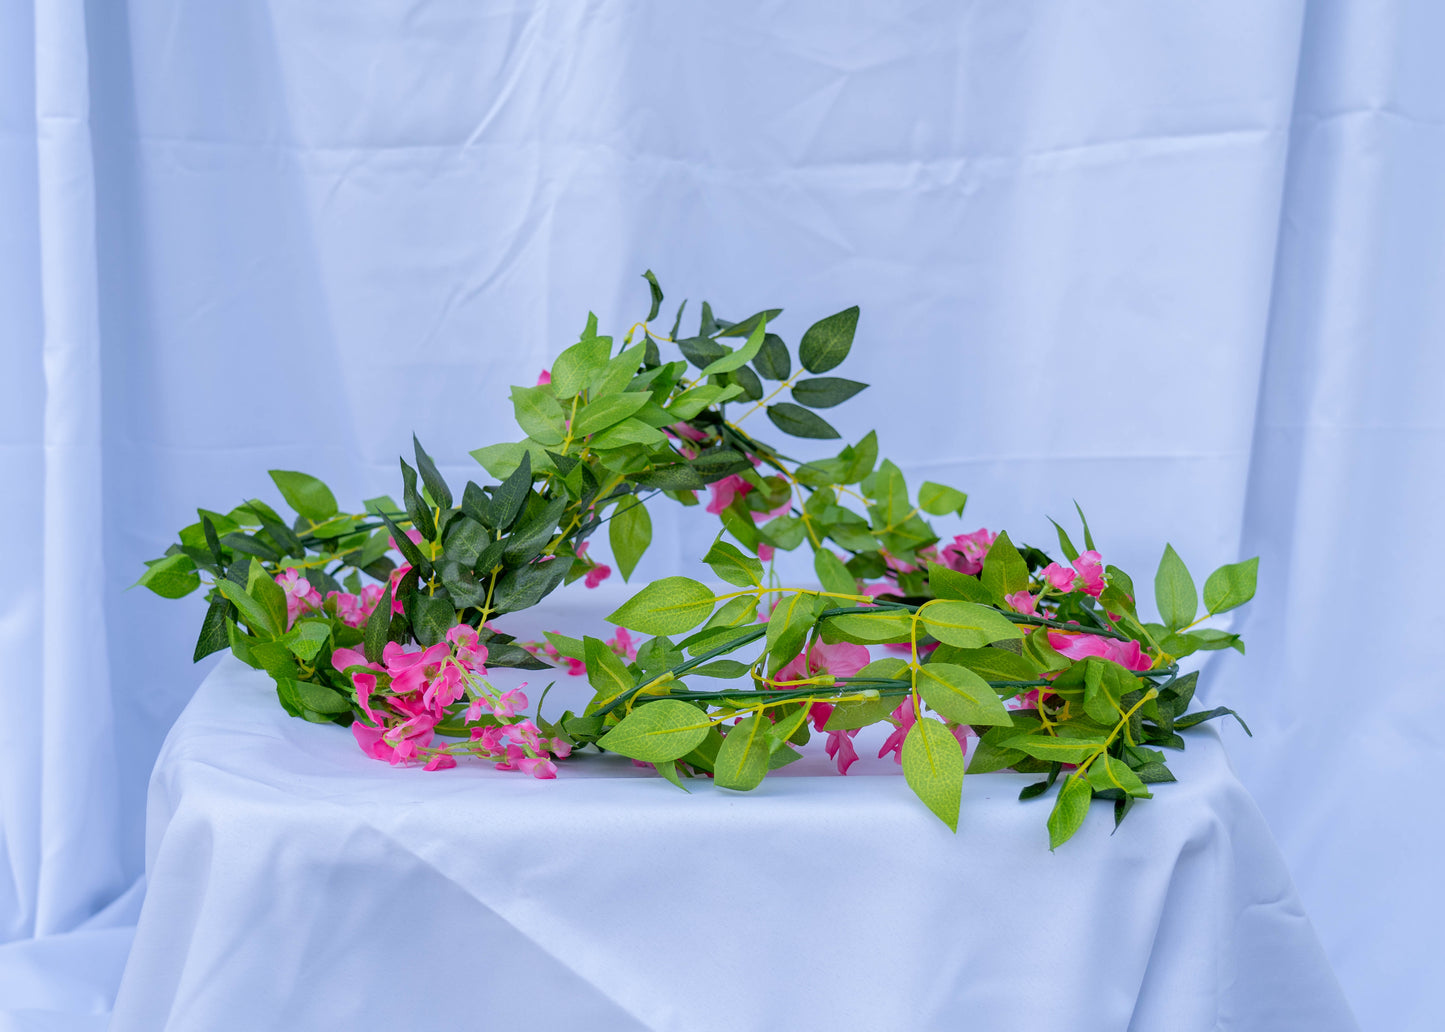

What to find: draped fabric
left=0, top=1, right=1438, bottom=1027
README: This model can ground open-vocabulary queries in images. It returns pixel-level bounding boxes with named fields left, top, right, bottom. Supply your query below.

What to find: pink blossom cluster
left=275, top=568, right=384, bottom=630
left=520, top=627, right=637, bottom=676
left=335, top=625, right=568, bottom=778
left=1004, top=549, right=1109, bottom=617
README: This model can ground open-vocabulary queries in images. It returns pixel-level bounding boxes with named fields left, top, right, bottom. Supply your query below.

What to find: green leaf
left=488, top=556, right=573, bottom=615
left=1073, top=501, right=1096, bottom=552
left=1203, top=557, right=1258, bottom=615
left=588, top=419, right=667, bottom=449
left=925, top=562, right=992, bottom=604
left=410, top=593, right=456, bottom=647
left=1005, top=734, right=1107, bottom=765
left=193, top=596, right=231, bottom=661
left=698, top=319, right=766, bottom=376
left=489, top=451, right=532, bottom=532
left=934, top=645, right=1040, bottom=685
left=137, top=553, right=201, bottom=599
left=823, top=695, right=897, bottom=731
left=412, top=436, right=453, bottom=511
left=360, top=583, right=393, bottom=663
left=284, top=620, right=332, bottom=662
left=666, top=383, right=744, bottom=420
left=609, top=498, right=652, bottom=582
left=573, top=391, right=652, bottom=438
left=289, top=679, right=353, bottom=716
left=1087, top=755, right=1153, bottom=799
left=765, top=592, right=825, bottom=676
left=915, top=663, right=1013, bottom=727
left=791, top=377, right=867, bottom=409
left=246, top=559, right=289, bottom=638
left=399, top=458, right=437, bottom=543
left=1048, top=775, right=1094, bottom=849
left=584, top=635, right=635, bottom=706
left=718, top=308, right=782, bottom=338
left=918, top=482, right=968, bottom=517
left=729, top=364, right=764, bottom=401
left=218, top=577, right=277, bottom=639
left=376, top=510, right=431, bottom=579
left=688, top=659, right=751, bottom=679
left=1081, top=657, right=1137, bottom=724
left=642, top=270, right=664, bottom=322
left=921, top=601, right=1023, bottom=648
left=766, top=403, right=840, bottom=439
left=823, top=611, right=913, bottom=643
left=550, top=336, right=613, bottom=399
left=753, top=333, right=790, bottom=380
left=902, top=718, right=965, bottom=831
left=502, top=496, right=567, bottom=565
left=269, top=470, right=338, bottom=522
left=980, top=530, right=1029, bottom=602
left=632, top=464, right=706, bottom=491
left=1048, top=518, right=1080, bottom=563
left=470, top=441, right=528, bottom=480
left=966, top=738, right=1025, bottom=774
left=677, top=335, right=729, bottom=369
left=510, top=384, right=567, bottom=446
left=590, top=342, right=649, bottom=399
left=1175, top=706, right=1252, bottom=735
left=714, top=714, right=771, bottom=790
left=607, top=577, right=716, bottom=636
left=1155, top=544, right=1197, bottom=631
left=598, top=700, right=710, bottom=763
left=704, top=538, right=764, bottom=588
left=812, top=549, right=856, bottom=596
left=798, top=305, right=859, bottom=374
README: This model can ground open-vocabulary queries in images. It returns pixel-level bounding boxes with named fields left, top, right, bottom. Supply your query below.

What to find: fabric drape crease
left=0, top=1, right=1437, bottom=1028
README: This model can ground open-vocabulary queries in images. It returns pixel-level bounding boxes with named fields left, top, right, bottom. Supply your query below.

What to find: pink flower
left=492, top=688, right=528, bottom=719
left=518, top=755, right=558, bottom=779
left=548, top=737, right=573, bottom=759
left=608, top=627, right=638, bottom=662
left=1010, top=688, right=1042, bottom=712
left=706, top=474, right=751, bottom=515
left=331, top=646, right=379, bottom=674
left=668, top=422, right=709, bottom=443
left=941, top=529, right=996, bottom=576
left=445, top=624, right=489, bottom=671
left=878, top=700, right=917, bottom=763
left=824, top=728, right=861, bottom=775
left=1072, top=551, right=1106, bottom=598
left=536, top=369, right=551, bottom=386
left=328, top=591, right=366, bottom=628
left=1042, top=562, right=1076, bottom=592
left=585, top=563, right=611, bottom=588
left=758, top=543, right=775, bottom=563
left=423, top=753, right=457, bottom=771
left=274, top=569, right=322, bottom=628
left=562, top=657, right=586, bottom=676
left=1004, top=590, right=1037, bottom=616
left=1046, top=631, right=1152, bottom=672
left=772, top=640, right=871, bottom=686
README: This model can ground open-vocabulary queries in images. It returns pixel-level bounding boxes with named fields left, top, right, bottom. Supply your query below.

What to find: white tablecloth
left=110, top=653, right=1356, bottom=1032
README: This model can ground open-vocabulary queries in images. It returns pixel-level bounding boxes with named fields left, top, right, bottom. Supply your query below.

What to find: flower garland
left=141, top=273, right=1255, bottom=847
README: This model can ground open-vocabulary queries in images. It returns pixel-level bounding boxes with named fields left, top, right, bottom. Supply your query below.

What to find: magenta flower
left=492, top=688, right=528, bottom=719
left=1004, top=590, right=1037, bottom=616
left=772, top=640, right=871, bottom=687
left=536, top=369, right=552, bottom=386
left=668, top=422, right=709, bottom=443
left=1042, top=562, right=1077, bottom=592
left=941, top=529, right=996, bottom=576
left=576, top=543, right=612, bottom=588
left=518, top=754, right=558, bottom=779
left=878, top=700, right=916, bottom=763
left=1072, top=550, right=1106, bottom=597
left=423, top=753, right=457, bottom=771
left=445, top=624, right=489, bottom=672
left=824, top=728, right=861, bottom=775
left=274, top=569, right=322, bottom=628
left=608, top=627, right=639, bottom=662
left=706, top=474, right=750, bottom=515
left=757, top=542, right=775, bottom=563
left=1046, top=630, right=1152, bottom=671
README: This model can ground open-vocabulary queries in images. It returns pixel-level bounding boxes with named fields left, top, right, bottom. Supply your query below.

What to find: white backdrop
left=2, top=1, right=1441, bottom=1028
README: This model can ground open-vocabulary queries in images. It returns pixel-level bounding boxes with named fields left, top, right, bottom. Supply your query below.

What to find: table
left=110, top=637, right=1357, bottom=1030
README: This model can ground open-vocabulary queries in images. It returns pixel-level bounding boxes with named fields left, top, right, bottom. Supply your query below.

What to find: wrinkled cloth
left=110, top=658, right=1354, bottom=1032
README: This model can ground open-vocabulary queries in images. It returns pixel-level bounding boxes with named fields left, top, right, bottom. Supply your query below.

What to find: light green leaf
left=1081, top=657, right=1137, bottom=725
left=925, top=562, right=992, bottom=604
left=1005, top=734, right=1107, bottom=765
left=665, top=383, right=745, bottom=420
left=550, top=337, right=613, bottom=399
left=542, top=631, right=585, bottom=660
left=902, top=718, right=965, bottom=831
left=573, top=391, right=652, bottom=438
left=246, top=559, right=289, bottom=638
left=269, top=470, right=338, bottom=522
left=915, top=663, right=1014, bottom=727
left=1086, top=755, right=1153, bottom=799
left=698, top=318, right=766, bottom=376
left=290, top=679, right=353, bottom=715
left=510, top=385, right=567, bottom=446
left=607, top=577, right=716, bottom=636
left=934, top=645, right=1041, bottom=685
left=470, top=441, right=528, bottom=480
left=1155, top=544, right=1198, bottom=630
left=609, top=498, right=652, bottom=581
left=588, top=418, right=667, bottom=449
left=136, top=554, right=201, bottom=599
left=823, top=695, right=897, bottom=730
left=704, top=538, right=764, bottom=588
left=798, top=305, right=859, bottom=374
left=918, top=481, right=968, bottom=517
left=1203, top=557, right=1258, bottom=615
left=714, top=714, right=771, bottom=790
left=283, top=620, right=332, bottom=662
left=218, top=576, right=277, bottom=639
left=590, top=342, right=649, bottom=399
left=812, top=549, right=856, bottom=596
left=765, top=592, right=824, bottom=676
left=1048, top=517, right=1080, bottom=563
left=584, top=635, right=635, bottom=706
left=920, top=601, right=1023, bottom=648
left=597, top=700, right=710, bottom=763
left=1048, top=775, right=1094, bottom=849
left=823, top=611, right=914, bottom=643
left=980, top=530, right=1029, bottom=602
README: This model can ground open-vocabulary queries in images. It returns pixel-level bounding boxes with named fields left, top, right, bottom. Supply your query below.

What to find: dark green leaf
left=753, top=333, right=791, bottom=380
left=731, top=364, right=764, bottom=401
left=412, top=436, right=453, bottom=511
left=642, top=270, right=664, bottom=322
left=399, top=459, right=436, bottom=542
left=193, top=596, right=231, bottom=661
left=633, top=464, right=706, bottom=491
left=488, top=556, right=573, bottom=615
left=363, top=582, right=393, bottom=663
left=798, top=305, right=859, bottom=374
left=676, top=336, right=729, bottom=369
left=791, top=377, right=867, bottom=409
left=490, top=451, right=532, bottom=532
left=766, top=403, right=840, bottom=440
left=1175, top=706, right=1252, bottom=735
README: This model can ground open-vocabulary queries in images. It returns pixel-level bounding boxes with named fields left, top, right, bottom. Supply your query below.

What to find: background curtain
left=1, top=1, right=1439, bottom=1028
